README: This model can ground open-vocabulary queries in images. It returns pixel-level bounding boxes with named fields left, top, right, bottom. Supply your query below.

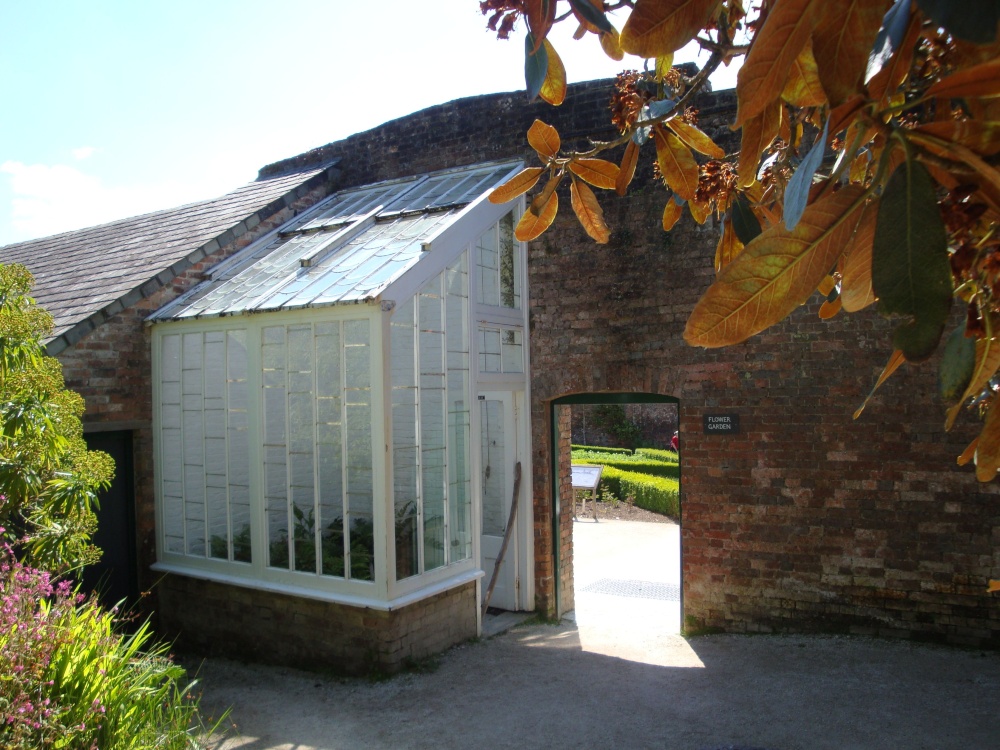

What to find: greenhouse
left=148, top=160, right=533, bottom=615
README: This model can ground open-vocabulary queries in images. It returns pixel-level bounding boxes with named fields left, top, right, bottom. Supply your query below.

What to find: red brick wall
left=58, top=78, right=1000, bottom=660
left=157, top=575, right=477, bottom=674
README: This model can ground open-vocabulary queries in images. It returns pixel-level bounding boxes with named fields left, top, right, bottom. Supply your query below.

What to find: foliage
left=0, top=264, right=113, bottom=572
left=0, top=541, right=222, bottom=749
left=634, top=446, right=681, bottom=462
left=598, top=465, right=680, bottom=516
left=481, top=1, right=1000, bottom=484
left=262, top=507, right=375, bottom=580
left=586, top=403, right=643, bottom=448
left=572, top=448, right=680, bottom=478
left=570, top=443, right=634, bottom=454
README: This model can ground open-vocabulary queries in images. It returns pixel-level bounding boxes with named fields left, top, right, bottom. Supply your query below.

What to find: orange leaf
left=570, top=178, right=611, bottom=243
left=569, top=158, right=620, bottom=190
left=989, top=579, right=1000, bottom=593
left=528, top=120, right=561, bottom=162
left=818, top=296, right=841, bottom=319
left=840, top=200, right=877, bottom=312
left=515, top=191, right=559, bottom=242
left=620, top=0, right=722, bottom=58
left=908, top=131, right=1000, bottom=196
left=600, top=28, right=625, bottom=61
left=817, top=274, right=836, bottom=297
left=684, top=185, right=866, bottom=347
left=867, top=6, right=920, bottom=105
left=913, top=120, right=1000, bottom=157
left=715, top=214, right=744, bottom=271
left=735, top=0, right=821, bottom=126
left=525, top=0, right=557, bottom=53
left=812, top=0, right=892, bottom=107
left=489, top=167, right=545, bottom=204
left=654, top=125, right=699, bottom=201
left=958, top=437, right=979, bottom=466
left=666, top=118, right=725, bottom=158
left=946, top=336, right=1000, bottom=430
left=529, top=174, right=563, bottom=215
left=688, top=196, right=712, bottom=224
left=737, top=100, right=782, bottom=188
left=854, top=349, right=906, bottom=420
left=663, top=199, right=683, bottom=230
left=617, top=140, right=640, bottom=196
left=826, top=94, right=867, bottom=140
left=781, top=37, right=827, bottom=108
left=975, top=397, right=1000, bottom=481
left=926, top=59, right=1000, bottom=100
left=539, top=39, right=567, bottom=106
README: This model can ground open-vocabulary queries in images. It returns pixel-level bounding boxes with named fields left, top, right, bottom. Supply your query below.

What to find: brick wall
left=59, top=76, right=1000, bottom=668
left=262, top=80, right=1000, bottom=646
left=157, top=576, right=477, bottom=674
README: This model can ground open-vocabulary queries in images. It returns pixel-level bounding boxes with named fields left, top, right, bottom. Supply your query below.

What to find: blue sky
left=0, top=1, right=738, bottom=246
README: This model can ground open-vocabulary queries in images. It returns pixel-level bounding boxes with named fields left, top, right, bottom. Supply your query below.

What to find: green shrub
left=572, top=451, right=679, bottom=480
left=634, top=447, right=680, bottom=463
left=0, top=542, right=223, bottom=749
left=570, top=444, right=633, bottom=455
left=598, top=467, right=680, bottom=517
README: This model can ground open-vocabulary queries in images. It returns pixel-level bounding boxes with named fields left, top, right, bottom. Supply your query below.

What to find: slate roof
left=0, top=163, right=339, bottom=353
left=152, top=161, right=521, bottom=320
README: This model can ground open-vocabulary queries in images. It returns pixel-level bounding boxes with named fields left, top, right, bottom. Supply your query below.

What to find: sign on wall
left=703, top=413, right=740, bottom=434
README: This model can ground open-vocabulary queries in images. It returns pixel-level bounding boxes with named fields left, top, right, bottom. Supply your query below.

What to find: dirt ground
left=190, top=520, right=1000, bottom=750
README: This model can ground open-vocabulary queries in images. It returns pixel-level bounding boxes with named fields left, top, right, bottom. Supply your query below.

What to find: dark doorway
left=80, top=430, right=139, bottom=610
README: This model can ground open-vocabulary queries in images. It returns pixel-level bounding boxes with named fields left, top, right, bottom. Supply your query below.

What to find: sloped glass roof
left=151, top=161, right=522, bottom=320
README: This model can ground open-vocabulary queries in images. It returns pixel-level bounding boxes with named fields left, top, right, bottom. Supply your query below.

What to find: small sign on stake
left=703, top=413, right=740, bottom=434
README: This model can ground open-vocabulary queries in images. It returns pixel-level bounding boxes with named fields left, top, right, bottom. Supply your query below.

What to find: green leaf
left=568, top=0, right=613, bottom=32
left=873, top=160, right=952, bottom=361
left=939, top=325, right=977, bottom=402
left=525, top=33, right=549, bottom=102
left=916, top=0, right=999, bottom=44
left=731, top=194, right=762, bottom=245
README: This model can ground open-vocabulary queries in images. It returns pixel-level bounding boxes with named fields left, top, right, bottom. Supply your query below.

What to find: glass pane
left=227, top=330, right=251, bottom=563
left=316, top=322, right=345, bottom=578
left=160, top=335, right=184, bottom=554
left=446, top=255, right=471, bottom=563
left=480, top=399, right=506, bottom=536
left=476, top=222, right=499, bottom=307
left=501, top=328, right=524, bottom=374
left=498, top=211, right=520, bottom=309
left=479, top=326, right=501, bottom=373
left=391, top=299, right=419, bottom=580
left=345, top=318, right=373, bottom=582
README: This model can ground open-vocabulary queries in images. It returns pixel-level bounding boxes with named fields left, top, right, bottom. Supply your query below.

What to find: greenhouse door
left=479, top=391, right=523, bottom=611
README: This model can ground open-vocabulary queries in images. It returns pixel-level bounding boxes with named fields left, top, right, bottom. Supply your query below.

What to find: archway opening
left=550, top=393, right=682, bottom=635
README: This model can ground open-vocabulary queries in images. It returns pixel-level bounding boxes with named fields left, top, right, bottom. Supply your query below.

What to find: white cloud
left=0, top=160, right=248, bottom=243
left=72, top=146, right=97, bottom=160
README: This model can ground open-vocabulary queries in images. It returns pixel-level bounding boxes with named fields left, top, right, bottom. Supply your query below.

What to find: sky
left=0, top=1, right=739, bottom=247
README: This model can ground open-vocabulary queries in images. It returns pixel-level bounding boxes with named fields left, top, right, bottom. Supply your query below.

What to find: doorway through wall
left=550, top=393, right=682, bottom=634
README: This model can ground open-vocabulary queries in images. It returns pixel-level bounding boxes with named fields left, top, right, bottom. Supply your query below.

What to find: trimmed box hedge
left=572, top=450, right=679, bottom=480
left=571, top=444, right=633, bottom=455
left=635, top=447, right=679, bottom=463
left=598, top=465, right=679, bottom=517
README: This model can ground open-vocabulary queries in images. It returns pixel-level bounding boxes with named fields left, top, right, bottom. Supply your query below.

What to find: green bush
left=572, top=451, right=679, bottom=480
left=0, top=543, right=223, bottom=749
left=598, top=466, right=680, bottom=517
left=634, top=447, right=679, bottom=463
left=570, top=444, right=633, bottom=455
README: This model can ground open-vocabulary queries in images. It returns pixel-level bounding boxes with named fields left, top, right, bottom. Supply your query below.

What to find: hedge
left=598, top=465, right=679, bottom=517
left=572, top=451, right=680, bottom=480
left=570, top=444, right=633, bottom=455
left=634, top=447, right=679, bottom=463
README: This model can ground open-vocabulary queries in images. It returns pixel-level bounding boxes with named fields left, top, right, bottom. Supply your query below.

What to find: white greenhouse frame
left=149, top=161, right=533, bottom=613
